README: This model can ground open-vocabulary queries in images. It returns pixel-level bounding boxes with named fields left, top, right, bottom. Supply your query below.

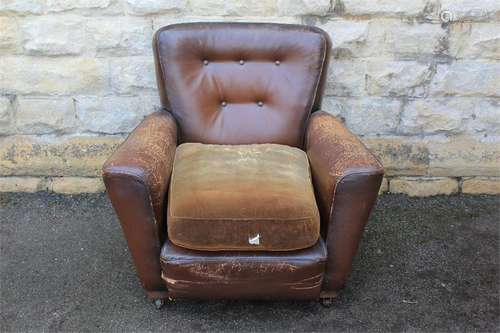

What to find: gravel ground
left=1, top=192, right=499, bottom=332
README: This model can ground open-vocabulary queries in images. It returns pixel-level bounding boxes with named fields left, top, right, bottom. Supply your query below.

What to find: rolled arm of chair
left=305, top=111, right=384, bottom=293
left=102, top=111, right=177, bottom=297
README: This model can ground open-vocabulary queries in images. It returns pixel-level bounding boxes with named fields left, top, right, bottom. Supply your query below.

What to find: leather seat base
left=160, top=238, right=327, bottom=300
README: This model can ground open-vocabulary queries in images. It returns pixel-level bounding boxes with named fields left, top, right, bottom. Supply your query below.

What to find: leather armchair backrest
left=153, top=22, right=331, bottom=147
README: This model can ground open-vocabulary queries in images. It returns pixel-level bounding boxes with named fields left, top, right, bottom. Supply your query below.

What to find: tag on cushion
left=249, top=234, right=260, bottom=245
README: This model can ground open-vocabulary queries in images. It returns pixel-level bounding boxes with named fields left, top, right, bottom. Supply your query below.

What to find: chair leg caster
left=153, top=298, right=165, bottom=310
left=320, top=298, right=335, bottom=308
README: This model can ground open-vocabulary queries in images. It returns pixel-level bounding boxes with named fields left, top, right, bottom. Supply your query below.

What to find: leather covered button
left=221, top=101, right=227, bottom=107
left=257, top=101, right=264, bottom=107
left=239, top=60, right=245, bottom=65
left=203, top=59, right=209, bottom=65
left=275, top=60, right=280, bottom=66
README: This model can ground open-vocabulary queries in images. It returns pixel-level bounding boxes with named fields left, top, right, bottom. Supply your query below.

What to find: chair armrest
left=102, top=111, right=177, bottom=297
left=305, top=111, right=384, bottom=293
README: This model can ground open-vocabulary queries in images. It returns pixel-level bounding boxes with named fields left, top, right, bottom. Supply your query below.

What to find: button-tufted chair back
left=153, top=22, right=331, bottom=148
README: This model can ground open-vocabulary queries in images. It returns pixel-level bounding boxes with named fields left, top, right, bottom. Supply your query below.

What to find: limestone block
left=86, top=17, right=153, bottom=56
left=0, top=0, right=45, bottom=15
left=21, top=16, right=86, bottom=56
left=342, top=0, right=428, bottom=16
left=366, top=61, right=433, bottom=97
left=0, top=57, right=107, bottom=95
left=16, top=97, right=76, bottom=134
left=0, top=177, right=47, bottom=192
left=109, top=57, right=156, bottom=94
left=277, top=0, right=330, bottom=16
left=0, top=97, right=13, bottom=135
left=0, top=135, right=124, bottom=177
left=430, top=62, right=500, bottom=97
left=336, top=98, right=401, bottom=136
left=75, top=95, right=150, bottom=134
left=440, top=0, right=500, bottom=22
left=319, top=19, right=369, bottom=58
left=462, top=177, right=500, bottom=194
left=0, top=17, right=19, bottom=53
left=427, top=136, right=500, bottom=177
left=382, top=22, right=447, bottom=58
left=325, top=60, right=367, bottom=97
left=49, top=177, right=104, bottom=194
left=46, top=0, right=111, bottom=12
left=125, top=0, right=186, bottom=15
left=449, top=23, right=500, bottom=60
left=390, top=177, right=459, bottom=196
left=363, top=137, right=430, bottom=176
left=400, top=98, right=472, bottom=135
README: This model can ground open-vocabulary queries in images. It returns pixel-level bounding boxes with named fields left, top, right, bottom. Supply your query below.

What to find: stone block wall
left=1, top=0, right=499, bottom=196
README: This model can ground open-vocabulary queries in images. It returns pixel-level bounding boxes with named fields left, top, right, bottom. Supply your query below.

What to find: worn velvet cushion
left=167, top=143, right=320, bottom=251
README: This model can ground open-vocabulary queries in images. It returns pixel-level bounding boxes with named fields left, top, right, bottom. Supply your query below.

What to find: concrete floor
left=1, top=192, right=499, bottom=332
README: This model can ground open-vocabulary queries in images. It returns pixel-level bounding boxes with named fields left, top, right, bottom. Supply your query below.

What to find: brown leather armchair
left=102, top=22, right=383, bottom=308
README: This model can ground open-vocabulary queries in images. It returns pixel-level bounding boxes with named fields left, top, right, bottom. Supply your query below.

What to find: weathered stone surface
left=45, top=0, right=111, bottom=12
left=449, top=23, right=500, bottom=60
left=342, top=0, right=428, bottom=16
left=87, top=18, right=152, bottom=56
left=0, top=176, right=105, bottom=193
left=0, top=17, right=19, bottom=53
left=75, top=96, right=150, bottom=134
left=0, top=177, right=47, bottom=193
left=401, top=98, right=500, bottom=136
left=49, top=177, right=104, bottom=194
left=16, top=97, right=76, bottom=134
left=390, top=177, right=459, bottom=197
left=400, top=98, right=472, bottom=135
left=427, top=136, right=500, bottom=177
left=0, top=97, right=13, bottom=135
left=382, top=22, right=447, bottom=58
left=109, top=57, right=156, bottom=94
left=325, top=60, right=366, bottom=96
left=277, top=0, right=330, bottom=16
left=466, top=99, right=500, bottom=135
left=0, top=135, right=124, bottom=177
left=363, top=137, right=430, bottom=176
left=319, top=20, right=369, bottom=58
left=430, top=62, right=500, bottom=97
left=125, top=0, right=186, bottom=15
left=0, top=57, right=107, bottom=95
left=0, top=0, right=45, bottom=15
left=21, top=16, right=85, bottom=56
left=329, top=98, right=401, bottom=136
left=440, top=0, right=500, bottom=21
left=462, top=177, right=500, bottom=194
left=186, top=0, right=278, bottom=16
left=366, top=61, right=433, bottom=97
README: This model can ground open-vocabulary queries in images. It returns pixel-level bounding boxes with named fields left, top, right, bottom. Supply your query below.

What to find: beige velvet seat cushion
left=167, top=143, right=320, bottom=251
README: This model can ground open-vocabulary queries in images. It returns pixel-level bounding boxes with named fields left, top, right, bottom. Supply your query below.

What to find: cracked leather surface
left=305, top=111, right=384, bottom=291
left=102, top=111, right=177, bottom=296
left=103, top=111, right=178, bottom=230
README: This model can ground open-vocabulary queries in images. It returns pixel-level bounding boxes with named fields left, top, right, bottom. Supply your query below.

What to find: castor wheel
left=320, top=298, right=335, bottom=308
left=153, top=298, right=165, bottom=310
